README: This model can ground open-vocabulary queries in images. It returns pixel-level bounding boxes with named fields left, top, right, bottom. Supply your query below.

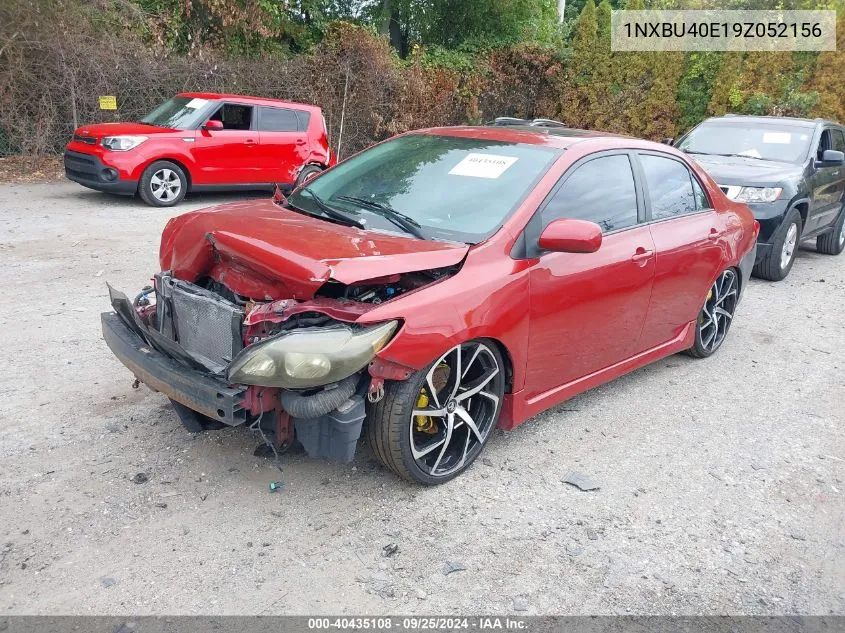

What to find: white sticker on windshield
left=449, top=153, right=518, bottom=179
left=185, top=98, right=209, bottom=109
left=762, top=132, right=792, bottom=144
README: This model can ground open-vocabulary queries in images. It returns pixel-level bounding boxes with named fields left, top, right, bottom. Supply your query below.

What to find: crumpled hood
left=689, top=154, right=804, bottom=187
left=159, top=199, right=469, bottom=300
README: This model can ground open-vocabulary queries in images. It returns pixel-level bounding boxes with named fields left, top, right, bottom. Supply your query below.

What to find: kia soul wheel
left=367, top=340, right=505, bottom=485
left=139, top=160, right=188, bottom=207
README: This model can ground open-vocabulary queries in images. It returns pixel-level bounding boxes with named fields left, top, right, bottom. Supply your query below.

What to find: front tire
left=139, top=160, right=188, bottom=207
left=366, top=340, right=505, bottom=485
left=686, top=268, right=739, bottom=359
left=752, top=208, right=802, bottom=281
left=816, top=206, right=845, bottom=255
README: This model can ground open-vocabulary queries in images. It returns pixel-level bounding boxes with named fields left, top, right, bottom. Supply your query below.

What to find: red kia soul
left=64, top=93, right=335, bottom=207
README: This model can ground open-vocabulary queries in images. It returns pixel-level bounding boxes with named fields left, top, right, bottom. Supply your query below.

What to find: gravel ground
left=0, top=182, right=843, bottom=615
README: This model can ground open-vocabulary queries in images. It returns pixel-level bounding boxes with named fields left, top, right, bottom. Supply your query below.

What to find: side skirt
left=499, top=321, right=696, bottom=430
left=190, top=183, right=292, bottom=193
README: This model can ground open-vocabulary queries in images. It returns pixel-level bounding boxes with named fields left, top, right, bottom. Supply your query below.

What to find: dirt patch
left=0, top=155, right=63, bottom=184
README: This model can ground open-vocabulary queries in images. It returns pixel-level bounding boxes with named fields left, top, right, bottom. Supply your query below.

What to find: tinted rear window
left=259, top=107, right=304, bottom=132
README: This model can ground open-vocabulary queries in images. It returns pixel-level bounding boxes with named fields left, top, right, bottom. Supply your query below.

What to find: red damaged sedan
left=102, top=126, right=759, bottom=484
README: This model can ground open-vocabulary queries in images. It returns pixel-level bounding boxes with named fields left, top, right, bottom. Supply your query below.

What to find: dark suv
left=674, top=115, right=845, bottom=280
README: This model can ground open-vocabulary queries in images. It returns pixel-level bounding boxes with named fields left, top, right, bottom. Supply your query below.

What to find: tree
left=707, top=52, right=744, bottom=116
left=806, top=13, right=845, bottom=121
left=560, top=0, right=599, bottom=129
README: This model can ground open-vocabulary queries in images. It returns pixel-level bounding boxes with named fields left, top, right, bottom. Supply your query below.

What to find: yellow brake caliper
left=415, top=390, right=438, bottom=434
left=415, top=362, right=450, bottom=434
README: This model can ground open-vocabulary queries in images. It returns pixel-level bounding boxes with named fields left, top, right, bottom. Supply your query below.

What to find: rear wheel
left=294, top=164, right=323, bottom=189
left=139, top=160, right=187, bottom=207
left=686, top=268, right=739, bottom=359
left=752, top=209, right=802, bottom=281
left=816, top=206, right=845, bottom=255
left=367, top=340, right=505, bottom=485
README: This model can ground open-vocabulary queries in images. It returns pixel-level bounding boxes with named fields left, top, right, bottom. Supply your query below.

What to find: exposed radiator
left=157, top=274, right=244, bottom=373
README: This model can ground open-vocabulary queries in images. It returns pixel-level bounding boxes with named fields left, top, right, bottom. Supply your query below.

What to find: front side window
left=679, top=120, right=812, bottom=163
left=640, top=154, right=697, bottom=220
left=286, top=134, right=560, bottom=243
left=827, top=129, right=845, bottom=154
left=542, top=154, right=638, bottom=233
left=140, top=96, right=211, bottom=129
left=208, top=104, right=253, bottom=131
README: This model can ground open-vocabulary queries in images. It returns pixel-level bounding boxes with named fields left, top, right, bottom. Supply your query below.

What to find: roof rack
left=486, top=117, right=567, bottom=129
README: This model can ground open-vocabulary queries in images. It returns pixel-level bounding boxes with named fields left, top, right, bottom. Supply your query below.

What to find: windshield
left=678, top=121, right=813, bottom=163
left=287, top=134, right=561, bottom=243
left=140, top=96, right=212, bottom=129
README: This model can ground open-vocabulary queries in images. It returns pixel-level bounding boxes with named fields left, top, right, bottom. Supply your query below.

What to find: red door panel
left=525, top=225, right=656, bottom=401
left=637, top=213, right=725, bottom=351
left=258, top=131, right=309, bottom=184
left=191, top=129, right=263, bottom=184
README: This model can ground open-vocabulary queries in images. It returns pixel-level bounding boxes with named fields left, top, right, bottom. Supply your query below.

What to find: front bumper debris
left=101, top=311, right=248, bottom=425
left=102, top=281, right=369, bottom=463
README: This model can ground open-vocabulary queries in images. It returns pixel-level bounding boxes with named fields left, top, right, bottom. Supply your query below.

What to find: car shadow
left=56, top=185, right=269, bottom=209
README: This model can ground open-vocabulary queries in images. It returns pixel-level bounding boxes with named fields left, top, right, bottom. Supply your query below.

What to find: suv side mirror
left=203, top=120, right=224, bottom=131
left=661, top=137, right=674, bottom=145
left=538, top=218, right=602, bottom=254
left=819, top=149, right=845, bottom=166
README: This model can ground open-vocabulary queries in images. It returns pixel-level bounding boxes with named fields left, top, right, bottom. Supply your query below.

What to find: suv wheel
left=752, top=208, right=802, bottom=281
left=294, top=164, right=323, bottom=189
left=816, top=206, right=845, bottom=255
left=139, top=160, right=188, bottom=207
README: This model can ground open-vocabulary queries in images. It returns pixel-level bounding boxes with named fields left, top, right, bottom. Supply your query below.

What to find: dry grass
left=0, top=156, right=64, bottom=184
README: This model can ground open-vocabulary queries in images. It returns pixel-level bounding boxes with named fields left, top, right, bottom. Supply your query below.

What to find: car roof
left=409, top=125, right=671, bottom=151
left=177, top=92, right=322, bottom=112
left=706, top=115, right=840, bottom=129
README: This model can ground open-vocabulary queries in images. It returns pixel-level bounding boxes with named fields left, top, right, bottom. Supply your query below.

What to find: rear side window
left=259, top=107, right=307, bottom=132
left=640, top=154, right=697, bottom=220
left=543, top=154, right=638, bottom=233
left=691, top=176, right=711, bottom=210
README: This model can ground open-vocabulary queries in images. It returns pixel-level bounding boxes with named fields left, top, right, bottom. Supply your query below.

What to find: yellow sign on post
left=99, top=95, right=117, bottom=110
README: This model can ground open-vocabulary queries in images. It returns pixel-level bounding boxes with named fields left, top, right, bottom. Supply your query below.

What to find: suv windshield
left=140, top=96, right=212, bottom=129
left=287, top=134, right=560, bottom=243
left=678, top=120, right=813, bottom=163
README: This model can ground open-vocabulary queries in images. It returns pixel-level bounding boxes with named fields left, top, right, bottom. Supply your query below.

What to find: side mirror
left=203, top=120, right=224, bottom=131
left=661, top=137, right=674, bottom=145
left=819, top=149, right=845, bottom=166
left=538, top=218, right=602, bottom=254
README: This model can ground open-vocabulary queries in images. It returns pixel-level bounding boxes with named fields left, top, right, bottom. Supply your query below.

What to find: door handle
left=631, top=248, right=654, bottom=265
left=708, top=228, right=723, bottom=240
left=295, top=138, right=307, bottom=145
left=244, top=138, right=257, bottom=146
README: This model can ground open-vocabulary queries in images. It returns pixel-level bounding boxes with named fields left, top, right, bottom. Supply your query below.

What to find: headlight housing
left=227, top=321, right=399, bottom=389
left=101, top=135, right=148, bottom=151
left=728, top=186, right=783, bottom=203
